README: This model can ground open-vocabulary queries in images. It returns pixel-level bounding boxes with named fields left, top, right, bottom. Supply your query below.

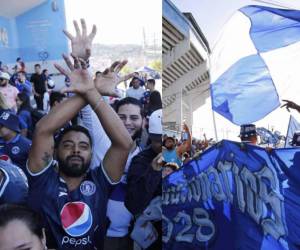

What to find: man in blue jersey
left=0, top=110, right=31, bottom=171
left=27, top=19, right=133, bottom=250
left=0, top=160, right=28, bottom=204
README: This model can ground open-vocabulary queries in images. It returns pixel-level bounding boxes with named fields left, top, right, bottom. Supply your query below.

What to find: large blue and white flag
left=210, top=5, right=300, bottom=125
left=163, top=140, right=300, bottom=250
left=285, top=115, right=300, bottom=147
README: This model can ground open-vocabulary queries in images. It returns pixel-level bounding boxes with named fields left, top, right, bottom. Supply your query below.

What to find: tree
left=149, top=60, right=162, bottom=73
left=120, top=64, right=134, bottom=75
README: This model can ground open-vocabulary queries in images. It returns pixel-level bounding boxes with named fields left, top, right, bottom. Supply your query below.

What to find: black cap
left=239, top=124, right=256, bottom=138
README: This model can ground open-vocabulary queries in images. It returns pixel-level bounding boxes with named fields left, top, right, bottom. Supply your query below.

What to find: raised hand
left=94, top=60, right=134, bottom=97
left=182, top=122, right=189, bottom=132
left=151, top=153, right=163, bottom=171
left=54, top=54, right=94, bottom=95
left=63, top=19, right=96, bottom=60
left=281, top=99, right=300, bottom=112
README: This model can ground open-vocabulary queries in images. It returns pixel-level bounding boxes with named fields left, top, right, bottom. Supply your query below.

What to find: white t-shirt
left=79, top=104, right=111, bottom=168
left=106, top=146, right=141, bottom=237
left=126, top=87, right=145, bottom=101
left=43, top=92, right=50, bottom=112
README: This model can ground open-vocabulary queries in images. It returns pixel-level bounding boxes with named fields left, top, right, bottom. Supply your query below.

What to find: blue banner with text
left=162, top=140, right=300, bottom=250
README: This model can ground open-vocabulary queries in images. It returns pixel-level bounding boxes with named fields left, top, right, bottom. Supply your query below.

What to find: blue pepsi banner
left=162, top=140, right=300, bottom=250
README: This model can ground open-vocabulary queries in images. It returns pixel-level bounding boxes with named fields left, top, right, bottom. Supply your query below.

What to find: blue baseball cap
left=0, top=110, right=20, bottom=133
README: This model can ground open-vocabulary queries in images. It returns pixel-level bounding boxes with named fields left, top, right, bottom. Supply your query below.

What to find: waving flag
left=285, top=115, right=300, bottom=147
left=210, top=5, right=300, bottom=125
left=163, top=140, right=300, bottom=250
left=256, top=127, right=280, bottom=146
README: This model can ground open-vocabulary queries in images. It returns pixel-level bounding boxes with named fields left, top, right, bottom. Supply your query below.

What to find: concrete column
left=175, top=90, right=182, bottom=131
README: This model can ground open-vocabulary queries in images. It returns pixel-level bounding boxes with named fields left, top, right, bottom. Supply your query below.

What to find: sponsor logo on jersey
left=0, top=154, right=11, bottom=162
left=62, top=235, right=92, bottom=247
left=80, top=180, right=96, bottom=196
left=11, top=146, right=20, bottom=155
left=60, top=202, right=93, bottom=237
left=59, top=192, right=67, bottom=197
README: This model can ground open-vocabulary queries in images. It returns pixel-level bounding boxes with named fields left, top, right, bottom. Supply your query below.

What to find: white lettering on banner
left=162, top=214, right=173, bottom=243
left=193, top=208, right=215, bottom=242
left=162, top=158, right=286, bottom=242
left=174, top=212, right=193, bottom=242
left=162, top=208, right=215, bottom=244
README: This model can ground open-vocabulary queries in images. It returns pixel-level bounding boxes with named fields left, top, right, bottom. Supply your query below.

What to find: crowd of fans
left=161, top=123, right=213, bottom=178
left=161, top=99, right=300, bottom=179
left=0, top=19, right=162, bottom=250
left=1, top=16, right=299, bottom=250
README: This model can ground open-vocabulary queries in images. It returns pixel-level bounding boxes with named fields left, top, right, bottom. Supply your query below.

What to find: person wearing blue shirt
left=0, top=160, right=28, bottom=204
left=162, top=123, right=192, bottom=168
left=0, top=109, right=31, bottom=171
left=15, top=71, right=32, bottom=97
left=27, top=19, right=132, bottom=250
left=16, top=92, right=33, bottom=138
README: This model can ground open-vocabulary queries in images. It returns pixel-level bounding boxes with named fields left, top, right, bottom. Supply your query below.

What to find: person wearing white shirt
left=126, top=77, right=145, bottom=101
left=104, top=97, right=146, bottom=250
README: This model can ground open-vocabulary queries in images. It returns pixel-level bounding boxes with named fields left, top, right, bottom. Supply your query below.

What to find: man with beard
left=162, top=123, right=192, bottom=167
left=0, top=72, right=19, bottom=111
left=26, top=59, right=132, bottom=249
left=26, top=19, right=133, bottom=250
left=125, top=109, right=162, bottom=250
left=104, top=97, right=145, bottom=250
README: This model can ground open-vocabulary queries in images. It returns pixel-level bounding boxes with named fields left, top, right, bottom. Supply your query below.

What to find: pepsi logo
left=60, top=202, right=93, bottom=237
left=0, top=155, right=11, bottom=162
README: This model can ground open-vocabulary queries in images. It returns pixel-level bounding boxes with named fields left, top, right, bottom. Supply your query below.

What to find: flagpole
left=212, top=109, right=219, bottom=142
left=284, top=115, right=292, bottom=147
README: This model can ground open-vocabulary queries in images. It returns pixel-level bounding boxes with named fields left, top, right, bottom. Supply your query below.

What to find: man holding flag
left=282, top=100, right=300, bottom=147
left=282, top=100, right=300, bottom=113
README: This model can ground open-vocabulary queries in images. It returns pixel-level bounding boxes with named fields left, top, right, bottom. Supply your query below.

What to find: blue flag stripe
left=211, top=54, right=280, bottom=125
left=241, top=6, right=300, bottom=53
